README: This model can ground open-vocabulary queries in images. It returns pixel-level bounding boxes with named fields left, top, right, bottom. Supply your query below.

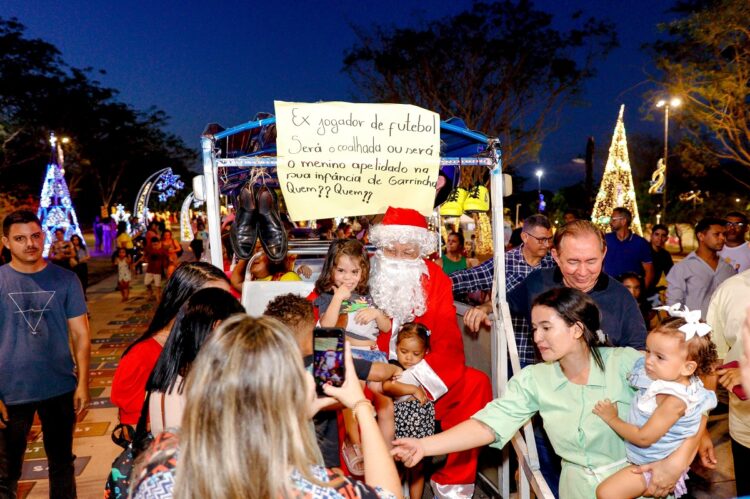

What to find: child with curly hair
left=593, top=310, right=718, bottom=499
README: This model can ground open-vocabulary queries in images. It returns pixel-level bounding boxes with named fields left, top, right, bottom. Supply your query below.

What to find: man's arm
left=0, top=399, right=7, bottom=429
left=642, top=262, right=655, bottom=289
left=449, top=259, right=493, bottom=296
left=665, top=264, right=686, bottom=306
left=68, top=314, right=91, bottom=414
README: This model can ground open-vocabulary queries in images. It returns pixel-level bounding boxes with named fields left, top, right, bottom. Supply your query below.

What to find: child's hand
left=592, top=399, right=618, bottom=423
left=332, top=284, right=352, bottom=302
left=413, top=386, right=429, bottom=405
left=354, top=307, right=383, bottom=324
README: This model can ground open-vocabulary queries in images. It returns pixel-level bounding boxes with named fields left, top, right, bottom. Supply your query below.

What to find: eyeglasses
left=523, top=232, right=553, bottom=245
left=610, top=217, right=626, bottom=222
left=726, top=222, right=746, bottom=229
left=382, top=246, right=420, bottom=260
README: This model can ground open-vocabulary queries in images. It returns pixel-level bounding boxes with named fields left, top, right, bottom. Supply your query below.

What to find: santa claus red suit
left=370, top=207, right=493, bottom=498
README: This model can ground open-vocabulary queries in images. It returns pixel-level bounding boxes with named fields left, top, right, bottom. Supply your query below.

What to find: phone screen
left=313, top=327, right=345, bottom=394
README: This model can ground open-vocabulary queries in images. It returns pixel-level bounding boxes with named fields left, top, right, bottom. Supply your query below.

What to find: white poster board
left=275, top=101, right=440, bottom=221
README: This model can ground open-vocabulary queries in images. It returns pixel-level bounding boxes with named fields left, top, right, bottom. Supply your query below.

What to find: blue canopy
left=205, top=113, right=493, bottom=195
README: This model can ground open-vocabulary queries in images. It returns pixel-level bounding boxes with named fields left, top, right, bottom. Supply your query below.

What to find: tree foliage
left=0, top=17, right=195, bottom=218
left=649, top=0, right=750, bottom=170
left=343, top=0, right=618, bottom=173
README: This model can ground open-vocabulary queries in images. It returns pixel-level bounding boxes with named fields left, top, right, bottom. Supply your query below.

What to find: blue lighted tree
left=37, top=133, right=84, bottom=256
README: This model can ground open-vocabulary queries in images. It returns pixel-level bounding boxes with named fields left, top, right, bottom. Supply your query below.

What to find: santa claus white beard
left=370, top=252, right=429, bottom=324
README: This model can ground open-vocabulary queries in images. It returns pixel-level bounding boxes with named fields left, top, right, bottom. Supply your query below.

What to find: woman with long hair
left=69, top=234, right=90, bottom=299
left=162, top=229, right=182, bottom=278
left=146, top=288, right=245, bottom=434
left=111, top=262, right=231, bottom=425
left=392, top=287, right=707, bottom=498
left=131, top=315, right=401, bottom=498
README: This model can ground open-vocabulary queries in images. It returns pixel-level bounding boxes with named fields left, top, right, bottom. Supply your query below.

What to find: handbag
left=111, top=423, right=135, bottom=450
left=105, top=392, right=153, bottom=499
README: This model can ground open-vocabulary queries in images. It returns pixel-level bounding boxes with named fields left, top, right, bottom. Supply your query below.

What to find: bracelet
left=352, top=399, right=375, bottom=421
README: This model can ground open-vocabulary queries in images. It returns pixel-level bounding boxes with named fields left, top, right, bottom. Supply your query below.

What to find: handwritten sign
left=275, top=101, right=440, bottom=221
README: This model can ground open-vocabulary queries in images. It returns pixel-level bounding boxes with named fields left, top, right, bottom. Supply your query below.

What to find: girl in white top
left=593, top=306, right=718, bottom=499
left=146, top=287, right=245, bottom=434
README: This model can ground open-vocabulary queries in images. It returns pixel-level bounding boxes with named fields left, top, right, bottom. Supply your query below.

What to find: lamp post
left=655, top=97, right=681, bottom=222
left=535, top=169, right=544, bottom=213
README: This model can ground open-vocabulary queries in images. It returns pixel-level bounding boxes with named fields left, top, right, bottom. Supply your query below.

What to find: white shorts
left=144, top=273, right=162, bottom=287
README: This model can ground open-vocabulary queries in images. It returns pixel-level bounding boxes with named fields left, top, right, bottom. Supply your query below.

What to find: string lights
left=37, top=133, right=83, bottom=257
left=591, top=105, right=644, bottom=235
left=474, top=212, right=494, bottom=256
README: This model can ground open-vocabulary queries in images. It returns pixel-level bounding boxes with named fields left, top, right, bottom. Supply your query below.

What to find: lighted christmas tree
left=591, top=105, right=643, bottom=235
left=37, top=133, right=84, bottom=256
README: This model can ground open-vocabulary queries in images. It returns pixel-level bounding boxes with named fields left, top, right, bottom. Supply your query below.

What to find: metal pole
left=661, top=108, right=669, bottom=223
left=201, top=136, right=223, bottom=267
left=515, top=203, right=521, bottom=227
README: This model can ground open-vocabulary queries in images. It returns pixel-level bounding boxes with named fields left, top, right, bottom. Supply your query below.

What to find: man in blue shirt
left=603, top=207, right=654, bottom=288
left=463, top=220, right=647, bottom=353
left=0, top=210, right=90, bottom=498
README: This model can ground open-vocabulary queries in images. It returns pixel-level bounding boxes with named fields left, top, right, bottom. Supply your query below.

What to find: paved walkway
left=17, top=268, right=739, bottom=498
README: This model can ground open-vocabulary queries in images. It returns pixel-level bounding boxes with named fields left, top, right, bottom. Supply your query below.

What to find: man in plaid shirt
left=449, top=215, right=555, bottom=366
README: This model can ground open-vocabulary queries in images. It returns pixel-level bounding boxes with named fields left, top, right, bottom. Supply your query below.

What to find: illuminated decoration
left=591, top=105, right=643, bottom=235
left=133, top=167, right=185, bottom=229
left=679, top=190, right=704, bottom=208
left=112, top=204, right=131, bottom=233
left=37, top=133, right=83, bottom=257
left=180, top=192, right=196, bottom=242
left=474, top=212, right=494, bottom=255
left=648, top=158, right=665, bottom=194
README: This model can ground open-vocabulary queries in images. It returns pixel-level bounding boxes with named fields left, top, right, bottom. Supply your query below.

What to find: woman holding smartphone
left=130, top=315, right=401, bottom=499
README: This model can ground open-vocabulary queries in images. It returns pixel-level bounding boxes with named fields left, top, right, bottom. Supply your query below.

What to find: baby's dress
left=117, top=258, right=132, bottom=282
left=393, top=368, right=435, bottom=439
left=625, top=357, right=717, bottom=497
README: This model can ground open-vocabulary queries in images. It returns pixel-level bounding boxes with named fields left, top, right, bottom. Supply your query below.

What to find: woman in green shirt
left=439, top=232, right=478, bottom=274
left=392, top=287, right=704, bottom=498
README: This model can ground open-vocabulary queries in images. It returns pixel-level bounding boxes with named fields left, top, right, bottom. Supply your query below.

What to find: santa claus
left=370, top=206, right=492, bottom=498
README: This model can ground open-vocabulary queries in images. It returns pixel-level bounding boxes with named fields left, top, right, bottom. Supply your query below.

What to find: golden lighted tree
left=591, top=105, right=643, bottom=235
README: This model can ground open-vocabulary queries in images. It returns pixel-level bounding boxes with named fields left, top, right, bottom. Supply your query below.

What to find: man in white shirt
left=719, top=211, right=750, bottom=272
left=706, top=269, right=750, bottom=496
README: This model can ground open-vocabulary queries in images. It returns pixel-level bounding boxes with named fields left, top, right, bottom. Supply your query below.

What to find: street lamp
left=655, top=97, right=681, bottom=222
left=535, top=169, right=544, bottom=212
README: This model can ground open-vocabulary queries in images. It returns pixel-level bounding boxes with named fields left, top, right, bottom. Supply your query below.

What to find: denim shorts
left=350, top=346, right=388, bottom=363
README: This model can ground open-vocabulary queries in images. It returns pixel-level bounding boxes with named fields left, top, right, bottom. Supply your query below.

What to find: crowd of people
left=1, top=202, right=750, bottom=499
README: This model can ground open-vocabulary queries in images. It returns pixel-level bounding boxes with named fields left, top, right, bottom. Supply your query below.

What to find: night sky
left=4, top=0, right=676, bottom=190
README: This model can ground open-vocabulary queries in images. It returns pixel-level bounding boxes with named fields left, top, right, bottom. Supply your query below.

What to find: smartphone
left=717, top=361, right=747, bottom=400
left=313, top=327, right=346, bottom=395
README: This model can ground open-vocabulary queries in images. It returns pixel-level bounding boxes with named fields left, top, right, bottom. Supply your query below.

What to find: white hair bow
left=653, top=303, right=712, bottom=341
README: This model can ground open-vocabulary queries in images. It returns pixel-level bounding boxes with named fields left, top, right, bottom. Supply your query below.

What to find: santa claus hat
left=370, top=206, right=437, bottom=255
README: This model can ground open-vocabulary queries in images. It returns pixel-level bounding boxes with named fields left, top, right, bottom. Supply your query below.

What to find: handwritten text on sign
left=275, top=101, right=440, bottom=221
